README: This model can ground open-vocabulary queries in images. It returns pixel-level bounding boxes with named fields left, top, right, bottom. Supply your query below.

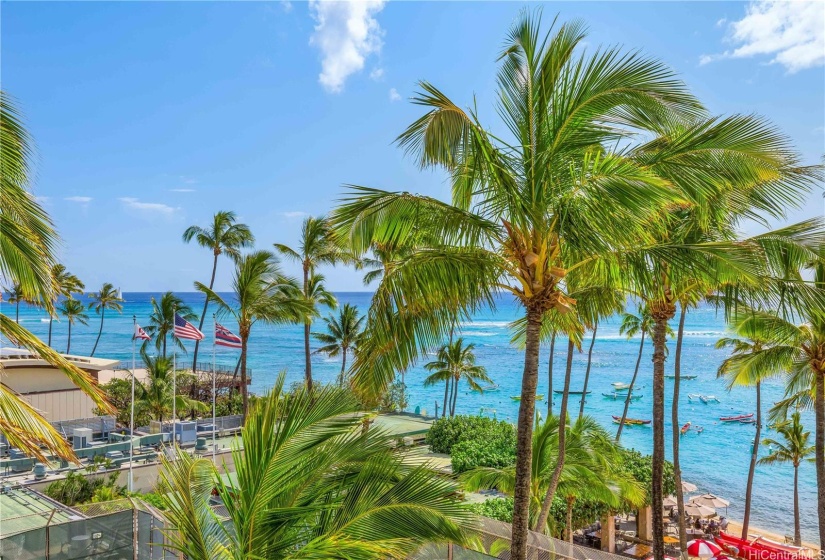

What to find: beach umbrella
left=684, top=503, right=716, bottom=518
left=682, top=481, right=698, bottom=493
left=663, top=495, right=678, bottom=508
left=686, top=539, right=723, bottom=557
left=689, top=494, right=730, bottom=508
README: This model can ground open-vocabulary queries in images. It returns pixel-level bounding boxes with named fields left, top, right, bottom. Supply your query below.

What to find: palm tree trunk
left=303, top=265, right=313, bottom=391
left=815, top=370, right=825, bottom=553
left=162, top=334, right=167, bottom=359
left=443, top=380, right=449, bottom=420
left=91, top=308, right=105, bottom=357
left=510, top=307, right=543, bottom=560
left=535, top=338, right=575, bottom=531
left=15, top=302, right=20, bottom=347
left=578, top=325, right=597, bottom=419
left=66, top=321, right=72, bottom=354
left=451, top=376, right=458, bottom=416
left=616, top=330, right=645, bottom=441
left=650, top=302, right=674, bottom=560
left=548, top=333, right=555, bottom=416
left=567, top=496, right=575, bottom=543
left=672, top=306, right=687, bottom=551
left=48, top=315, right=54, bottom=347
left=191, top=254, right=218, bottom=373
left=339, top=347, right=347, bottom=387
left=793, top=463, right=801, bottom=546
left=741, top=380, right=761, bottom=540
left=240, top=336, right=249, bottom=421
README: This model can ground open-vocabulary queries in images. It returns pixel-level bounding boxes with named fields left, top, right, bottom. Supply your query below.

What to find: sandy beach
left=726, top=519, right=820, bottom=554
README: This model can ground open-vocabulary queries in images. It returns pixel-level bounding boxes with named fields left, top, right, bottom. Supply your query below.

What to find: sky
left=3, top=0, right=824, bottom=292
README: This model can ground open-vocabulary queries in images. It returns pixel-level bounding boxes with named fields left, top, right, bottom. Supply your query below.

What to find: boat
left=695, top=426, right=704, bottom=433
left=740, top=418, right=757, bottom=424
left=602, top=392, right=642, bottom=401
left=511, top=395, right=544, bottom=401
left=475, top=384, right=500, bottom=392
left=664, top=374, right=697, bottom=380
left=611, top=382, right=631, bottom=391
left=699, top=395, right=720, bottom=403
left=554, top=390, right=591, bottom=395
left=715, top=532, right=812, bottom=560
left=687, top=394, right=703, bottom=401
left=680, top=422, right=691, bottom=435
left=611, top=415, right=651, bottom=426
left=720, top=413, right=754, bottom=422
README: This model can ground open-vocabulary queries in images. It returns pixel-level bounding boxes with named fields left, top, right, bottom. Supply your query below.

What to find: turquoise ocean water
left=1, top=291, right=818, bottom=540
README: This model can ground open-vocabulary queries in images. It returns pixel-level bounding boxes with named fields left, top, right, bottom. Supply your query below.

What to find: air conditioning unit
left=73, top=428, right=93, bottom=450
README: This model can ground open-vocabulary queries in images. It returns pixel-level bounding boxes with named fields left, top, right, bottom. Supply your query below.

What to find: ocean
left=1, top=291, right=818, bottom=540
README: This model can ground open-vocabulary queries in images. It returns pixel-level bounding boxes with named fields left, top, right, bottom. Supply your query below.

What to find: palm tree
left=48, top=264, right=85, bottom=347
left=759, top=412, right=814, bottom=546
left=615, top=305, right=656, bottom=440
left=88, top=283, right=123, bottom=356
left=716, top=306, right=781, bottom=540
left=144, top=292, right=196, bottom=358
left=135, top=351, right=207, bottom=422
left=312, top=303, right=365, bottom=386
left=275, top=216, right=343, bottom=390
left=300, top=273, right=337, bottom=389
left=0, top=91, right=111, bottom=462
left=330, top=13, right=707, bottom=556
left=183, top=211, right=254, bottom=372
left=158, top=374, right=476, bottom=559
left=57, top=297, right=88, bottom=354
left=462, top=414, right=645, bottom=538
left=424, top=338, right=491, bottom=417
left=197, top=251, right=311, bottom=419
left=5, top=284, right=25, bottom=324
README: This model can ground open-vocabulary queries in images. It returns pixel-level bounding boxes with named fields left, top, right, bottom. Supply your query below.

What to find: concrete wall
left=23, top=390, right=97, bottom=422
left=3, top=367, right=88, bottom=393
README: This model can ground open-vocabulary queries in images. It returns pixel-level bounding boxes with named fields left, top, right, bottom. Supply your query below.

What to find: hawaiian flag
left=215, top=323, right=242, bottom=349
left=174, top=313, right=204, bottom=341
left=134, top=323, right=151, bottom=341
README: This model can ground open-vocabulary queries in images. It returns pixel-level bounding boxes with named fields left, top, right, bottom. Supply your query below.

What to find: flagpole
left=130, top=316, right=136, bottom=493
left=212, top=313, right=217, bottom=462
left=172, top=305, right=176, bottom=447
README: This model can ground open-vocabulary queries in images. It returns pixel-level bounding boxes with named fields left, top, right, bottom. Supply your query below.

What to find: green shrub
left=468, top=497, right=513, bottom=523
left=426, top=415, right=515, bottom=454
left=451, top=438, right=516, bottom=474
left=45, top=470, right=124, bottom=507
left=616, top=448, right=675, bottom=505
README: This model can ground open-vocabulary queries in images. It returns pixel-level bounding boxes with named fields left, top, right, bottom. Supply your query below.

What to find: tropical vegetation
left=88, top=282, right=123, bottom=356
left=424, top=338, right=491, bottom=418
left=312, top=303, right=365, bottom=386
left=57, top=297, right=89, bottom=354
left=143, top=291, right=197, bottom=358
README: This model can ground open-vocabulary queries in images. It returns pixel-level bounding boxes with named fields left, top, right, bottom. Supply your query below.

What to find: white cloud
left=65, top=196, right=93, bottom=203
left=118, top=197, right=178, bottom=217
left=389, top=87, right=401, bottom=102
left=281, top=211, right=308, bottom=219
left=170, top=188, right=196, bottom=193
left=309, top=0, right=387, bottom=93
left=369, top=67, right=384, bottom=81
left=716, top=17, right=727, bottom=27
left=280, top=0, right=293, bottom=13
left=701, top=1, right=824, bottom=73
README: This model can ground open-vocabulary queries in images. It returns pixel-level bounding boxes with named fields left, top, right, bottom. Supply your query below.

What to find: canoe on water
left=611, top=382, right=631, bottom=391
left=720, top=413, right=754, bottom=422
left=611, top=415, right=651, bottom=426
left=664, top=375, right=697, bottom=380
left=602, top=392, right=643, bottom=401
left=680, top=422, right=692, bottom=435
left=555, top=390, right=591, bottom=395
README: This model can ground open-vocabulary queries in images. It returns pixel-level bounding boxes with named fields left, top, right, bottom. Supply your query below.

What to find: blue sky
left=4, top=1, right=824, bottom=292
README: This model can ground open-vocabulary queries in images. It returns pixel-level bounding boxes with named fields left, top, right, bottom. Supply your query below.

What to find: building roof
left=0, top=347, right=119, bottom=370
left=0, top=486, right=83, bottom=537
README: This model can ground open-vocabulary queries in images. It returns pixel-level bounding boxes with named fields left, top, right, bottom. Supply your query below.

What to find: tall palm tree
left=48, top=264, right=84, bottom=347
left=716, top=306, right=781, bottom=541
left=57, top=297, right=88, bottom=354
left=136, top=350, right=207, bottom=422
left=88, top=282, right=123, bottom=356
left=183, top=211, right=254, bottom=372
left=462, top=414, right=645, bottom=538
left=759, top=412, right=814, bottom=546
left=144, top=292, right=196, bottom=358
left=5, top=284, right=25, bottom=324
left=159, top=374, right=476, bottom=559
left=424, top=338, right=491, bottom=417
left=615, top=305, right=660, bottom=441
left=312, top=303, right=365, bottom=386
left=330, top=13, right=706, bottom=556
left=300, top=273, right=337, bottom=389
left=0, top=91, right=111, bottom=462
left=275, top=216, right=342, bottom=390
left=197, top=251, right=311, bottom=418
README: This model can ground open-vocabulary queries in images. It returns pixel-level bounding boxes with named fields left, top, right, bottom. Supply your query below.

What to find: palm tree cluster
left=425, top=337, right=491, bottom=418
left=327, top=11, right=824, bottom=559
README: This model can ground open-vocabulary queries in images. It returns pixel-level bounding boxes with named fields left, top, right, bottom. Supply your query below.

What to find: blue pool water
left=1, top=291, right=818, bottom=540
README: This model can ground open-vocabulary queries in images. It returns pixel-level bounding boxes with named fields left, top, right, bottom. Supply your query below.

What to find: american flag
left=174, top=313, right=204, bottom=341
left=215, top=323, right=242, bottom=349
left=134, top=323, right=151, bottom=341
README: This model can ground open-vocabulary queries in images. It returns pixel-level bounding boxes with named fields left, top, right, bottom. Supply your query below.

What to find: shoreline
left=726, top=519, right=820, bottom=554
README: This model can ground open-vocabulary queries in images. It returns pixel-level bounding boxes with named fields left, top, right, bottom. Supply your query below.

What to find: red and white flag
left=174, top=313, right=204, bottom=341
left=215, top=323, right=242, bottom=349
left=134, top=323, right=151, bottom=341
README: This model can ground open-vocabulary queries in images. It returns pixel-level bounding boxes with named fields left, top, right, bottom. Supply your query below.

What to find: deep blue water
left=1, top=291, right=818, bottom=540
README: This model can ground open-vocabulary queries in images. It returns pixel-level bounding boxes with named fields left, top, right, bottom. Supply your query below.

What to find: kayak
left=664, top=375, right=697, bottom=380
left=602, top=392, right=642, bottom=400
left=720, top=413, right=754, bottom=422
left=740, top=418, right=757, bottom=424
left=680, top=422, right=691, bottom=435
left=611, top=415, right=651, bottom=426
left=715, top=532, right=811, bottom=560
left=511, top=394, right=544, bottom=401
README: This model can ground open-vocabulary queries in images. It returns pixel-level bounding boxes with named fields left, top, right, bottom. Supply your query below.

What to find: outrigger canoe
left=611, top=415, right=651, bottom=426
left=715, top=532, right=812, bottom=560
left=602, top=392, right=642, bottom=400
left=511, top=395, right=544, bottom=401
left=554, top=390, right=591, bottom=395
left=680, top=422, right=691, bottom=435
left=664, top=375, right=698, bottom=380
left=720, top=413, right=754, bottom=422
